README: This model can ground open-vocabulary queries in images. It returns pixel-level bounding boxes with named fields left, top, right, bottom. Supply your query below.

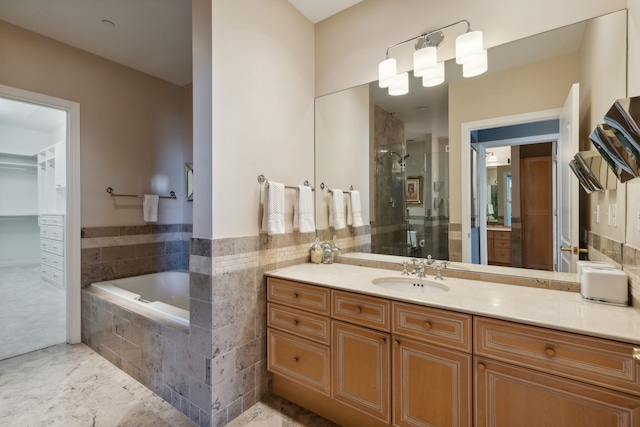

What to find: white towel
left=348, top=190, right=363, bottom=227
left=329, top=189, right=346, bottom=230
left=294, top=185, right=316, bottom=233
left=261, top=182, right=285, bottom=235
left=143, top=195, right=159, bottom=222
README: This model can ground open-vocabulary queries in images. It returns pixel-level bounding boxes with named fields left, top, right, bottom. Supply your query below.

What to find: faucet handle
left=425, top=255, right=434, bottom=265
left=410, top=256, right=418, bottom=265
left=440, top=260, right=450, bottom=269
left=400, top=261, right=409, bottom=276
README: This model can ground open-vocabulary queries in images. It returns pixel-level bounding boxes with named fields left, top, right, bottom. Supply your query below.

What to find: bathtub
left=91, top=271, right=189, bottom=326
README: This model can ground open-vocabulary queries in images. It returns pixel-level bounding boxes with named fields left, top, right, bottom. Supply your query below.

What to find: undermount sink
left=371, top=277, right=449, bottom=294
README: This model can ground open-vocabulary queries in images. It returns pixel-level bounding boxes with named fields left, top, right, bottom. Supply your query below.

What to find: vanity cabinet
left=267, top=276, right=640, bottom=427
left=487, top=229, right=511, bottom=266
left=474, top=317, right=640, bottom=426
left=392, top=302, right=472, bottom=427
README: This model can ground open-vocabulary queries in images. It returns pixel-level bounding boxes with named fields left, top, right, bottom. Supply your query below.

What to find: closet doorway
left=0, top=85, right=80, bottom=360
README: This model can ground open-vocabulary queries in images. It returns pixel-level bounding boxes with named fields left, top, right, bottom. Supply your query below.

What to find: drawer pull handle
left=478, top=363, right=486, bottom=371
left=354, top=306, right=362, bottom=314
left=545, top=348, right=556, bottom=357
left=393, top=340, right=400, bottom=347
left=423, top=321, right=432, bottom=330
left=293, top=319, right=299, bottom=326
left=633, top=348, right=640, bottom=361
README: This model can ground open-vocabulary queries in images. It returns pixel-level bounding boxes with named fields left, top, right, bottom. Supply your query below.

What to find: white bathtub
left=91, top=271, right=189, bottom=326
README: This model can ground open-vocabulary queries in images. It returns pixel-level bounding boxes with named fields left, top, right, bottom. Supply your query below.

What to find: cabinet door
left=332, top=320, right=390, bottom=423
left=475, top=358, right=640, bottom=427
left=393, top=337, right=472, bottom=427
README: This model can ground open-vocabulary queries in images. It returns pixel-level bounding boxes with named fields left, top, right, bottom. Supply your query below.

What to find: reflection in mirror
left=184, top=162, right=193, bottom=201
left=315, top=10, right=627, bottom=278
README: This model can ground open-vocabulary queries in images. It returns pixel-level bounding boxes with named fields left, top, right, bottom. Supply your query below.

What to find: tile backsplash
left=81, top=224, right=192, bottom=286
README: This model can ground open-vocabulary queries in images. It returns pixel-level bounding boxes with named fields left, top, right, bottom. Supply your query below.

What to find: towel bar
left=257, top=174, right=314, bottom=191
left=106, top=187, right=176, bottom=199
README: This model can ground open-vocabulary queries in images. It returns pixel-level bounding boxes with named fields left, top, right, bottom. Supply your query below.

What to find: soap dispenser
left=321, top=241, right=334, bottom=264
left=310, top=238, right=323, bottom=264
left=331, top=235, right=341, bottom=261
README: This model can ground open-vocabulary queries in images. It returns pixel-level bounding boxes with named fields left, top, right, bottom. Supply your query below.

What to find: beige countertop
left=265, top=262, right=640, bottom=345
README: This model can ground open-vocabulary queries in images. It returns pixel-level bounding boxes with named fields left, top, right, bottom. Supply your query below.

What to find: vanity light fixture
left=486, top=152, right=498, bottom=163
left=378, top=19, right=487, bottom=95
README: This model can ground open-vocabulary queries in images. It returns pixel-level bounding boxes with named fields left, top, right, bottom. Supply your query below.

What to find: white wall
left=193, top=0, right=315, bottom=239
left=315, top=84, right=370, bottom=230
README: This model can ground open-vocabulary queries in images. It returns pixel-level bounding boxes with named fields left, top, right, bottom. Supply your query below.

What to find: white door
left=557, top=83, right=579, bottom=273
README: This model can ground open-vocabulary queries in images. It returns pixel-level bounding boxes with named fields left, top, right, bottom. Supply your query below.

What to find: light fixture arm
left=383, top=19, right=471, bottom=58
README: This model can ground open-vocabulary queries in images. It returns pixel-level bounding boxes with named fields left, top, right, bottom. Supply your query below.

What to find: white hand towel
left=294, top=185, right=316, bottom=233
left=261, top=182, right=285, bottom=235
left=350, top=190, right=364, bottom=227
left=143, top=194, right=159, bottom=222
left=330, top=189, right=346, bottom=230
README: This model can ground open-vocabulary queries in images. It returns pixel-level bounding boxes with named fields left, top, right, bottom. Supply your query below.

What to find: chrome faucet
left=412, top=261, right=426, bottom=279
left=400, top=261, right=409, bottom=276
left=434, top=261, right=450, bottom=280
left=425, top=255, right=435, bottom=266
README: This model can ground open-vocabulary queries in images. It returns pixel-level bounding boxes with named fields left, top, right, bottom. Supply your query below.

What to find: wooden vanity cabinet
left=392, top=302, right=473, bottom=427
left=474, top=317, right=640, bottom=427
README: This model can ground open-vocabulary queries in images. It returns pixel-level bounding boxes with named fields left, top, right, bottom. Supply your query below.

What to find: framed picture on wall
left=406, top=176, right=422, bottom=204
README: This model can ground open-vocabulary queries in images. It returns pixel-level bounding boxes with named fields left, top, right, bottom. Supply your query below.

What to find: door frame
left=0, top=84, right=81, bottom=344
left=461, top=109, right=561, bottom=265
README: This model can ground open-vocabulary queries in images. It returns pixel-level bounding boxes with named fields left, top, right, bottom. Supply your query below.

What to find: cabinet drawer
left=393, top=302, right=472, bottom=352
left=39, top=215, right=64, bottom=226
left=493, top=239, right=511, bottom=249
left=475, top=317, right=640, bottom=396
left=267, top=328, right=330, bottom=396
left=268, top=303, right=330, bottom=345
left=40, top=238, right=64, bottom=256
left=493, top=247, right=511, bottom=263
left=41, top=265, right=64, bottom=286
left=40, top=226, right=64, bottom=241
left=493, top=231, right=511, bottom=240
left=332, top=290, right=391, bottom=332
left=267, top=278, right=330, bottom=315
left=40, top=251, right=64, bottom=271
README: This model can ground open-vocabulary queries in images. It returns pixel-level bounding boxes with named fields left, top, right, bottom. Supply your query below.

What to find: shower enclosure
left=371, top=103, right=449, bottom=258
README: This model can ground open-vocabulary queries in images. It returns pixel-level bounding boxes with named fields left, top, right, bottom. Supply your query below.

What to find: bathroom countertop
left=265, top=262, right=640, bottom=345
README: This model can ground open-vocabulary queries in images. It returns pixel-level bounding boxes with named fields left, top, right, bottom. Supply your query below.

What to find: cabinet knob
left=545, top=348, right=556, bottom=357
left=393, top=340, right=400, bottom=347
left=478, top=363, right=486, bottom=371
left=633, top=348, right=640, bottom=361
left=354, top=306, right=362, bottom=314
left=293, top=292, right=299, bottom=299
left=380, top=337, right=386, bottom=344
left=423, top=321, right=432, bottom=330
left=293, top=319, right=299, bottom=326
left=293, top=356, right=299, bottom=363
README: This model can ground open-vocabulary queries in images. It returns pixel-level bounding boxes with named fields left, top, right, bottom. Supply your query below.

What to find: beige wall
left=448, top=54, right=580, bottom=225
left=626, top=0, right=640, bottom=249
left=315, top=84, right=370, bottom=230
left=0, top=20, right=191, bottom=227
left=202, top=0, right=315, bottom=239
left=580, top=11, right=627, bottom=244
left=315, top=0, right=626, bottom=97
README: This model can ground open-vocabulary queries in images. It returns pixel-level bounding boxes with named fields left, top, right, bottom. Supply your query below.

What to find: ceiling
left=0, top=0, right=360, bottom=87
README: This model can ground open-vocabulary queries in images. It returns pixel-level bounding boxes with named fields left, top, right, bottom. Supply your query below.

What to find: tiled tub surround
left=81, top=224, right=192, bottom=287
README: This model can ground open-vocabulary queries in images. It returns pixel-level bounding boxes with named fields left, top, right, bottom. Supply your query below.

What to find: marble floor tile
left=0, top=264, right=66, bottom=360
left=224, top=394, right=339, bottom=427
left=0, top=343, right=195, bottom=427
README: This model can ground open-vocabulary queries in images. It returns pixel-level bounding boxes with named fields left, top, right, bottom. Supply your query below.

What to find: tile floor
left=0, top=343, right=339, bottom=427
left=0, top=264, right=66, bottom=360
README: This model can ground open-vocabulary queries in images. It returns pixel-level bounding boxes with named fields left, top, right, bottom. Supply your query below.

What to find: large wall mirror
left=315, top=9, right=628, bottom=277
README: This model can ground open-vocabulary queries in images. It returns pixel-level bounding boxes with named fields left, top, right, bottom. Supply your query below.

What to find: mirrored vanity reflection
left=315, top=9, right=628, bottom=279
